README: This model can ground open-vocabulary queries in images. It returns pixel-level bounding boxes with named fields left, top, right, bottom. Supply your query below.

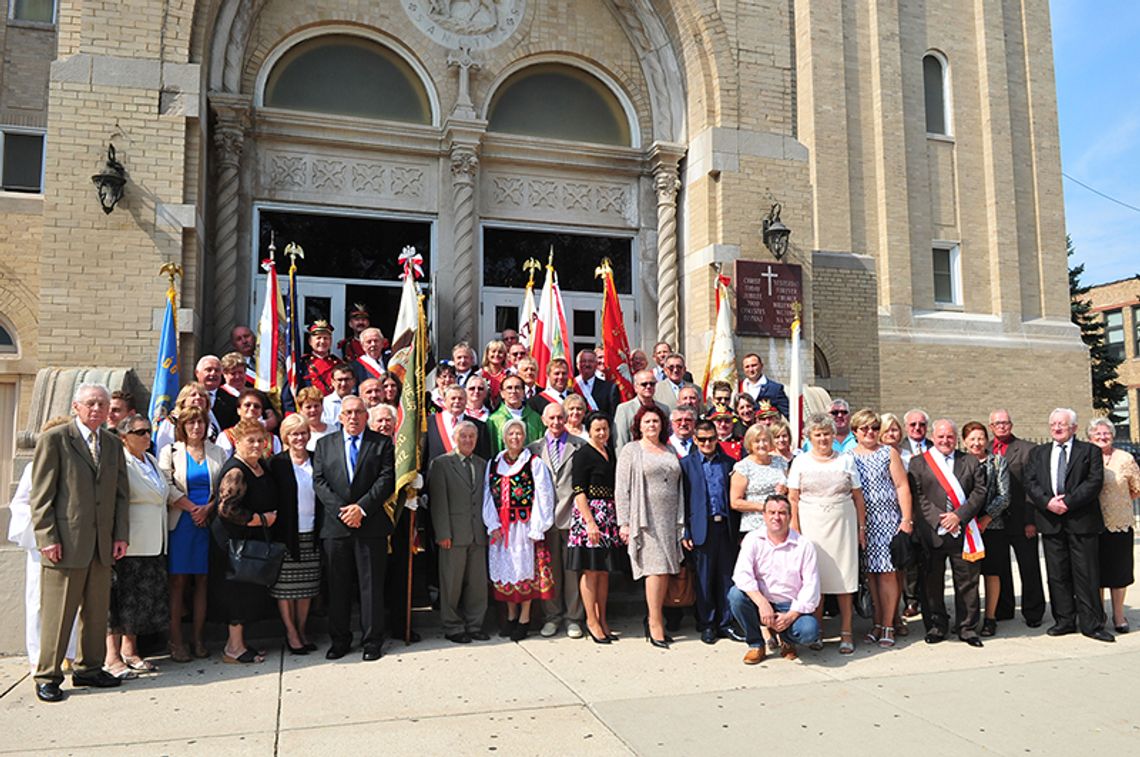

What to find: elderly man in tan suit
left=428, top=422, right=490, bottom=644
left=30, top=383, right=130, bottom=702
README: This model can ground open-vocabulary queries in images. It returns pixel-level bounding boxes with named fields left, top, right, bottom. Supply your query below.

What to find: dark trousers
left=996, top=531, right=1046, bottom=623
left=921, top=542, right=981, bottom=639
left=1041, top=531, right=1104, bottom=634
left=324, top=536, right=387, bottom=648
left=692, top=521, right=737, bottom=631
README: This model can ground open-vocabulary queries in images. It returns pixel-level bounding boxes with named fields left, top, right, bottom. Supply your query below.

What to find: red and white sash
left=434, top=414, right=456, bottom=454
left=356, top=354, right=385, bottom=380
left=220, top=384, right=241, bottom=398
left=244, top=365, right=257, bottom=387
left=922, top=450, right=985, bottom=562
left=538, top=388, right=565, bottom=407
left=573, top=377, right=599, bottom=411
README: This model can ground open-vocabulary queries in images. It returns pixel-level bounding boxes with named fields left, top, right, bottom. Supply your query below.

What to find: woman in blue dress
left=159, top=406, right=226, bottom=661
left=849, top=408, right=914, bottom=648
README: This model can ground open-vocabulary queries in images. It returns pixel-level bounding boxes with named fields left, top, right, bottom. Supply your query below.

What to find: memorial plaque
left=735, top=261, right=803, bottom=337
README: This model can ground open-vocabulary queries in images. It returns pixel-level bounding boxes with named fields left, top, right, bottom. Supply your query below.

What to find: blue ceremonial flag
left=148, top=287, right=179, bottom=426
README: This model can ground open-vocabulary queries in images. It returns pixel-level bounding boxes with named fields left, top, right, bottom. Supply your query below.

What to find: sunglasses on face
left=638, top=381, right=657, bottom=388
left=830, top=410, right=848, bottom=416
left=907, top=422, right=926, bottom=428
left=695, top=436, right=717, bottom=443
left=858, top=425, right=881, bottom=432
left=127, top=428, right=152, bottom=436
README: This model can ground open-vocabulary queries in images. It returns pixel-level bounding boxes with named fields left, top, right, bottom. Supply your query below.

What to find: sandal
left=123, top=655, right=157, bottom=672
left=222, top=648, right=265, bottom=664
left=168, top=643, right=192, bottom=663
left=879, top=627, right=896, bottom=648
left=838, top=631, right=855, bottom=655
left=864, top=624, right=883, bottom=644
left=103, top=662, right=137, bottom=680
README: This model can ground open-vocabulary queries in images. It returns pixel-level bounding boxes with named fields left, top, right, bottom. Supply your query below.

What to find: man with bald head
left=528, top=402, right=586, bottom=638
left=613, top=369, right=668, bottom=449
left=908, top=418, right=987, bottom=647
left=196, top=355, right=238, bottom=428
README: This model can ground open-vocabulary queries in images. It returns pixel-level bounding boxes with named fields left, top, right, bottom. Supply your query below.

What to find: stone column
left=445, top=120, right=486, bottom=344
left=651, top=142, right=685, bottom=347
left=209, top=94, right=250, bottom=350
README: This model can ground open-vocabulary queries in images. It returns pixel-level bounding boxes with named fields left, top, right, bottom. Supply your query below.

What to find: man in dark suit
left=528, top=358, right=573, bottom=415
left=908, top=418, right=988, bottom=647
left=989, top=409, right=1046, bottom=627
left=574, top=349, right=620, bottom=416
left=351, top=327, right=390, bottom=386
left=197, top=354, right=238, bottom=429
left=1025, top=408, right=1110, bottom=641
left=527, top=402, right=586, bottom=638
left=899, top=408, right=932, bottom=617
left=313, top=396, right=396, bottom=661
left=738, top=353, right=789, bottom=419
left=681, top=420, right=741, bottom=644
left=425, top=386, right=491, bottom=464
left=30, top=383, right=130, bottom=702
left=428, top=422, right=490, bottom=644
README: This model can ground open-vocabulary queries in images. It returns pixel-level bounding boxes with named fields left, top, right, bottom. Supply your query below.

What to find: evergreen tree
left=1068, top=236, right=1126, bottom=420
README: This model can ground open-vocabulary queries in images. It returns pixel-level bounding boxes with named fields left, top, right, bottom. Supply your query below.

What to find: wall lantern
left=91, top=144, right=126, bottom=214
left=762, top=202, right=791, bottom=261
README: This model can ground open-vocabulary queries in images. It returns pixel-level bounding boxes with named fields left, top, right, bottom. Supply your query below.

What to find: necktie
left=1055, top=443, right=1067, bottom=496
left=349, top=435, right=360, bottom=472
left=465, top=457, right=475, bottom=487
left=87, top=430, right=99, bottom=467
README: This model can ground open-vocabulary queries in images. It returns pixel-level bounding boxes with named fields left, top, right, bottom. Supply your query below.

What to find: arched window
left=488, top=63, right=632, bottom=146
left=0, top=321, right=15, bottom=355
left=923, top=52, right=950, bottom=136
left=813, top=346, right=830, bottom=379
left=263, top=35, right=431, bottom=124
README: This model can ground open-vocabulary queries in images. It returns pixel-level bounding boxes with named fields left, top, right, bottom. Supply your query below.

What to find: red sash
left=220, top=384, right=241, bottom=398
left=434, top=414, right=455, bottom=454
left=922, top=450, right=985, bottom=562
left=538, top=388, right=564, bottom=406
left=356, top=355, right=385, bottom=380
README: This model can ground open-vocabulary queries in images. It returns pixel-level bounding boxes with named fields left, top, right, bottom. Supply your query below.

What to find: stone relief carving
left=403, top=0, right=525, bottom=50
left=487, top=173, right=632, bottom=221
left=264, top=151, right=426, bottom=201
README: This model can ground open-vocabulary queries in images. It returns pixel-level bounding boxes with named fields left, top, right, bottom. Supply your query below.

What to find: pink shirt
left=732, top=528, right=820, bottom=615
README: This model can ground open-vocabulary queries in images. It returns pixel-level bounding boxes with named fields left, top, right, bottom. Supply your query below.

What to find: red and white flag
left=596, top=259, right=635, bottom=402
left=531, top=257, right=572, bottom=387
left=702, top=272, right=737, bottom=403
left=256, top=252, right=287, bottom=400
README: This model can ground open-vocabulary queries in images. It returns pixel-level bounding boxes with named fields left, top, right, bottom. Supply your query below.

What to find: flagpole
left=789, top=301, right=802, bottom=449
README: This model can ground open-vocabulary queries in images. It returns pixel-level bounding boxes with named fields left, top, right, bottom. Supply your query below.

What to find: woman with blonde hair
left=562, top=393, right=590, bottom=440
left=154, top=382, right=216, bottom=451
left=1088, top=417, right=1140, bottom=633
left=481, top=339, right=509, bottom=404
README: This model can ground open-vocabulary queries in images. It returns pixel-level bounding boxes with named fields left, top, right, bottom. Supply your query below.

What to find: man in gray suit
left=528, top=402, right=586, bottom=638
left=428, top=422, right=490, bottom=644
left=654, top=353, right=696, bottom=411
left=30, top=383, right=130, bottom=702
left=614, top=369, right=669, bottom=449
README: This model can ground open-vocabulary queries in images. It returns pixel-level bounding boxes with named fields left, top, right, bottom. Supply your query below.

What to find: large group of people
left=9, top=310, right=1139, bottom=703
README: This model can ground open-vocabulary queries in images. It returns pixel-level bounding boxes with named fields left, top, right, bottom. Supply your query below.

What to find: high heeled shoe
left=586, top=626, right=611, bottom=645
left=644, top=617, right=670, bottom=648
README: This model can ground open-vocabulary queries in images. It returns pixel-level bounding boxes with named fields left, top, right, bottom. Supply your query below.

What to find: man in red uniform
left=300, top=320, right=343, bottom=395
left=338, top=304, right=371, bottom=363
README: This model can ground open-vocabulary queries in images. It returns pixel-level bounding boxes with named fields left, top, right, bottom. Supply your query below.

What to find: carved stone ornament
left=402, top=0, right=525, bottom=50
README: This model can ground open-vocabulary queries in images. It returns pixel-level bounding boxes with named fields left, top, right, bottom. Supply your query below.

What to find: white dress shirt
left=342, top=430, right=362, bottom=485
left=1050, top=438, right=1072, bottom=495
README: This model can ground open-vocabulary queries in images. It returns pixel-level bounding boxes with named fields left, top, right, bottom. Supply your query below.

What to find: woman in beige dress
left=789, top=412, right=867, bottom=654
left=1088, top=418, right=1140, bottom=633
left=617, top=404, right=685, bottom=649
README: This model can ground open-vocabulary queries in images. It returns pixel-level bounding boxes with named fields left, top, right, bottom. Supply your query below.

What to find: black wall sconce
left=762, top=202, right=791, bottom=261
left=91, top=144, right=126, bottom=214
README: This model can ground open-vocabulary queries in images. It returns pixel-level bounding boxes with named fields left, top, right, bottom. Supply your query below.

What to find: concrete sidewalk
left=1, top=605, right=1137, bottom=755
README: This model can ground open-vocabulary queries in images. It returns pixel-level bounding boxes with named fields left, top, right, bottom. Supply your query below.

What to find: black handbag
left=854, top=550, right=874, bottom=619
left=225, top=522, right=287, bottom=587
left=890, top=531, right=915, bottom=569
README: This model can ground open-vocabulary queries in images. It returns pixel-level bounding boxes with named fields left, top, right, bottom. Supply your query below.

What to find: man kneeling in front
left=728, top=494, right=821, bottom=664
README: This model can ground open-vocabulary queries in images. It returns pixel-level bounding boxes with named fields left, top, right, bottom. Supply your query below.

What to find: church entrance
left=249, top=206, right=434, bottom=352
left=478, top=226, right=637, bottom=357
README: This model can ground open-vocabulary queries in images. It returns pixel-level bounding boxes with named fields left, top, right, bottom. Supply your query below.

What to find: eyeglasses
left=830, top=410, right=848, bottom=416
left=907, top=422, right=926, bottom=428
left=127, top=428, right=152, bottom=436
left=990, top=421, right=1012, bottom=427
left=467, top=386, right=487, bottom=392
left=858, top=425, right=881, bottom=432
left=638, top=381, right=657, bottom=387
left=695, top=436, right=717, bottom=443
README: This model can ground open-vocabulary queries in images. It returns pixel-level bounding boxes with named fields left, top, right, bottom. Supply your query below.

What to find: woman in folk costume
left=482, top=418, right=556, bottom=641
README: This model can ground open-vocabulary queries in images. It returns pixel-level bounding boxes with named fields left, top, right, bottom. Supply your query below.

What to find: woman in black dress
left=568, top=412, right=622, bottom=644
left=212, top=418, right=278, bottom=664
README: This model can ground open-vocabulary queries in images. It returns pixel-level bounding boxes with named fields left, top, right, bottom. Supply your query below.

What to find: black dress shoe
left=35, top=682, right=64, bottom=702
left=510, top=623, right=529, bottom=642
left=302, top=642, right=318, bottom=653
left=500, top=618, right=517, bottom=638
left=1046, top=624, right=1076, bottom=637
left=1084, top=629, right=1115, bottom=643
left=701, top=628, right=718, bottom=645
left=980, top=618, right=997, bottom=637
left=924, top=630, right=946, bottom=645
left=287, top=643, right=310, bottom=655
left=445, top=632, right=471, bottom=644
left=719, top=626, right=746, bottom=643
left=1025, top=618, right=1043, bottom=629
left=71, top=670, right=122, bottom=688
left=586, top=627, right=612, bottom=645
left=325, top=645, right=350, bottom=660
left=1114, top=622, right=1129, bottom=634
left=362, top=644, right=383, bottom=661
left=469, top=631, right=491, bottom=641
left=648, top=637, right=670, bottom=649
left=963, top=636, right=984, bottom=648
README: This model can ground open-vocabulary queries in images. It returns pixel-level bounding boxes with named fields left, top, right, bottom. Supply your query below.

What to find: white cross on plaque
left=760, top=265, right=778, bottom=296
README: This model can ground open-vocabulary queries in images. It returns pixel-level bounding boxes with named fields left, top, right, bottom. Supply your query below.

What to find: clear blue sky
left=1051, top=0, right=1140, bottom=286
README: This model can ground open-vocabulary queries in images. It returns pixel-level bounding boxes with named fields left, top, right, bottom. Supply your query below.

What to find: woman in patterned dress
left=731, top=424, right=789, bottom=536
left=482, top=418, right=556, bottom=641
left=849, top=409, right=914, bottom=648
left=568, top=412, right=622, bottom=643
left=789, top=413, right=867, bottom=654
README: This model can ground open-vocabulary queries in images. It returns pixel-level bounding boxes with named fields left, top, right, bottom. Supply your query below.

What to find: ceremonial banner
left=386, top=247, right=427, bottom=511
left=702, top=272, right=738, bottom=403
left=596, top=258, right=635, bottom=401
left=531, top=257, right=572, bottom=387
left=788, top=304, right=802, bottom=448
left=148, top=275, right=179, bottom=425
left=283, top=244, right=304, bottom=403
left=519, top=258, right=540, bottom=350
left=256, top=252, right=287, bottom=402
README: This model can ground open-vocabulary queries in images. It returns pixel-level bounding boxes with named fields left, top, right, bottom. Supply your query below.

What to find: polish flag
left=531, top=259, right=572, bottom=387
